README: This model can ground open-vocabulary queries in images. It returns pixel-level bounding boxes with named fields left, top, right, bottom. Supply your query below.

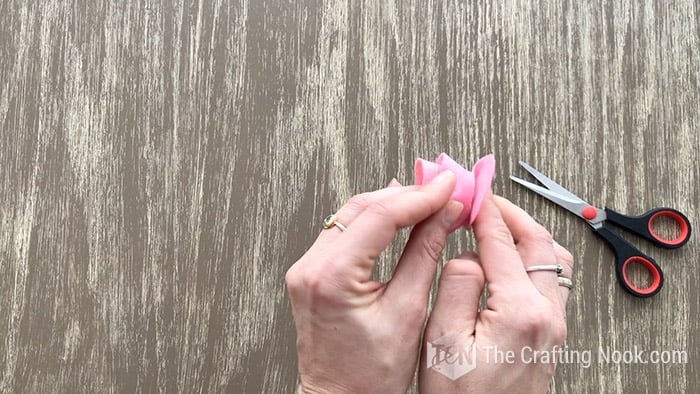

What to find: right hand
left=419, top=194, right=574, bottom=393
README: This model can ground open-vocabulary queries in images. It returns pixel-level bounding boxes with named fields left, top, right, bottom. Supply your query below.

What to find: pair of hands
left=285, top=171, right=574, bottom=393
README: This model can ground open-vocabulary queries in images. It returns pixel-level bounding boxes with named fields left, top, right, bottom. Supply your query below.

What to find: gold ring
left=323, top=214, right=347, bottom=232
left=558, top=277, right=573, bottom=289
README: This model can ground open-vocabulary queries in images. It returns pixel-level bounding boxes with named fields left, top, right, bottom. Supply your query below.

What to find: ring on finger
left=322, top=214, right=347, bottom=232
left=558, top=277, right=573, bottom=289
left=525, top=264, right=563, bottom=274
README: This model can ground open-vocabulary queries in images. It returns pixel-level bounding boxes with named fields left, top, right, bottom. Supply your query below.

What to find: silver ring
left=558, top=277, right=573, bottom=289
left=525, top=264, right=564, bottom=274
left=322, top=214, right=347, bottom=232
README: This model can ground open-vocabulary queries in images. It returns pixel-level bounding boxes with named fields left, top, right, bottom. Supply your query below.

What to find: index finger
left=472, top=192, right=533, bottom=295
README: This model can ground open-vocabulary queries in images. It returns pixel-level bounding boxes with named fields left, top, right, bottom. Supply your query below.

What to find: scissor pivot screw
left=582, top=206, right=597, bottom=220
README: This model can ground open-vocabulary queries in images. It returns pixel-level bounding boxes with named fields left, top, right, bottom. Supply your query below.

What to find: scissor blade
left=517, top=161, right=582, bottom=201
left=510, top=176, right=595, bottom=221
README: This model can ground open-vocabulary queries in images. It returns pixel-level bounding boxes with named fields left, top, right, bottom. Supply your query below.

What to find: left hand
left=285, top=171, right=463, bottom=393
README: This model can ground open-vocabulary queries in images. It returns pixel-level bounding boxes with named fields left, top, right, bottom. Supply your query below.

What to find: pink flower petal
left=414, top=153, right=495, bottom=232
left=469, top=154, right=496, bottom=225
left=414, top=159, right=442, bottom=185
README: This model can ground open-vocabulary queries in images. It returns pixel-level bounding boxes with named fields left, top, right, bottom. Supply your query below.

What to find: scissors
left=511, top=161, right=691, bottom=298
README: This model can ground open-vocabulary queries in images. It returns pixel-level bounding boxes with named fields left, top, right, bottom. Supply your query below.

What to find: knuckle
left=420, top=236, right=446, bottom=263
left=284, top=265, right=302, bottom=292
left=303, top=259, right=348, bottom=302
left=365, top=198, right=393, bottom=218
left=285, top=256, right=337, bottom=298
left=477, top=223, right=515, bottom=248
left=514, top=303, right=567, bottom=344
left=301, top=265, right=331, bottom=296
left=554, top=243, right=574, bottom=266
left=345, top=193, right=372, bottom=212
left=528, top=227, right=554, bottom=246
left=551, top=316, right=568, bottom=344
left=300, top=269, right=322, bottom=291
left=515, top=304, right=551, bottom=333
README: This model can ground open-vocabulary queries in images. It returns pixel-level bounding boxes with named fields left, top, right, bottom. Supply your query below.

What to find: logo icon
left=426, top=332, right=477, bottom=380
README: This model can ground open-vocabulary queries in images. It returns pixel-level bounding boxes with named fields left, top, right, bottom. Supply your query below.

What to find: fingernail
left=443, top=201, right=464, bottom=226
left=387, top=177, right=400, bottom=187
left=431, top=170, right=454, bottom=185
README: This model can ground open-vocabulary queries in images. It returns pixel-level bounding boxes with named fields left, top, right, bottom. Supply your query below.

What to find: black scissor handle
left=605, top=208, right=691, bottom=249
left=593, top=226, right=664, bottom=298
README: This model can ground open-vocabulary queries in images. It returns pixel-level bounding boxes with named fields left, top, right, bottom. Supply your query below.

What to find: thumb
left=424, top=252, right=485, bottom=338
left=384, top=200, right=463, bottom=305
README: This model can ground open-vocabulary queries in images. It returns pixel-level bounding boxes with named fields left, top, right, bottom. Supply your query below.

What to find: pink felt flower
left=414, top=153, right=496, bottom=231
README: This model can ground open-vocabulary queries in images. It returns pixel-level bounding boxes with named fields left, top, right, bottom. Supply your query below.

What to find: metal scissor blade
left=510, top=176, right=596, bottom=222
left=517, top=161, right=582, bottom=201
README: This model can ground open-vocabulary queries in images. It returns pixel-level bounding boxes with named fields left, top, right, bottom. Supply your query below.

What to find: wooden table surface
left=1, top=1, right=698, bottom=393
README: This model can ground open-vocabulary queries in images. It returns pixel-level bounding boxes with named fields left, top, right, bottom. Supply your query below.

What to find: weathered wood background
left=1, top=1, right=698, bottom=393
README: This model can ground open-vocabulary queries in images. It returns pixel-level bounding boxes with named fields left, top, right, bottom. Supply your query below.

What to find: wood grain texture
left=0, top=1, right=698, bottom=393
